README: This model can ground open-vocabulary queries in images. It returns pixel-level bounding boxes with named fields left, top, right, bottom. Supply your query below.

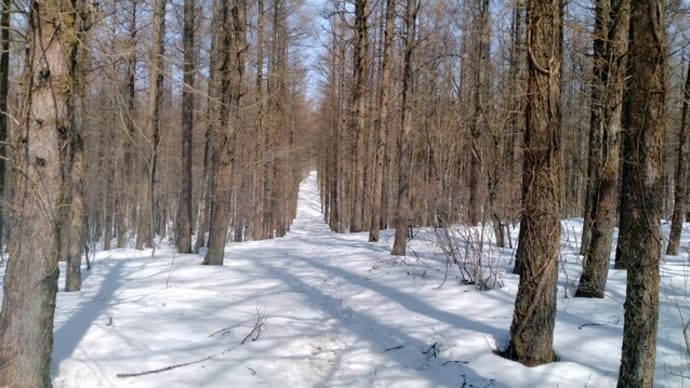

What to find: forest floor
left=1, top=171, right=690, bottom=387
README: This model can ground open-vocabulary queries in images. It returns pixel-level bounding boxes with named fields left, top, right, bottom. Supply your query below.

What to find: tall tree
left=251, top=0, right=266, bottom=241
left=506, top=0, right=561, bottom=366
left=0, top=0, right=10, bottom=250
left=0, top=0, right=90, bottom=384
left=467, top=0, right=491, bottom=226
left=175, top=0, right=196, bottom=253
left=348, top=0, right=369, bottom=233
left=575, top=0, right=629, bottom=298
left=391, top=0, right=419, bottom=256
left=617, top=0, right=665, bottom=385
left=368, top=0, right=395, bottom=242
left=203, top=0, right=247, bottom=265
left=666, top=58, right=690, bottom=255
left=136, top=0, right=167, bottom=250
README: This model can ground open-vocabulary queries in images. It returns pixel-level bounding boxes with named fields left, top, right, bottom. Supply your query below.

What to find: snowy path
left=2, top=171, right=686, bottom=387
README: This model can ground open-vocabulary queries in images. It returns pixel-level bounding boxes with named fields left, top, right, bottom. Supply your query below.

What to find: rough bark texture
left=391, top=0, right=418, bottom=256
left=616, top=0, right=665, bottom=386
left=368, top=0, right=394, bottom=242
left=0, top=0, right=87, bottom=385
left=667, top=59, right=690, bottom=256
left=204, top=0, right=246, bottom=265
left=0, top=0, right=9, bottom=250
left=176, top=0, right=195, bottom=254
left=507, top=0, right=561, bottom=366
left=575, top=0, right=629, bottom=298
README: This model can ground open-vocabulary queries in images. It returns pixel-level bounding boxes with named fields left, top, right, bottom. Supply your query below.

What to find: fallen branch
left=116, top=355, right=213, bottom=378
left=117, top=309, right=267, bottom=379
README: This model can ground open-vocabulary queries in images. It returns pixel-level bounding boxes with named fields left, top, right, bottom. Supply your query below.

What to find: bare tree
left=391, top=0, right=420, bottom=256
left=368, top=0, right=395, bottom=242
left=0, top=0, right=91, bottom=384
left=136, top=0, right=167, bottom=250
left=175, top=0, right=196, bottom=253
left=666, top=58, right=690, bottom=255
left=506, top=0, right=561, bottom=366
left=617, top=0, right=666, bottom=385
left=575, top=0, right=629, bottom=298
left=204, top=0, right=247, bottom=265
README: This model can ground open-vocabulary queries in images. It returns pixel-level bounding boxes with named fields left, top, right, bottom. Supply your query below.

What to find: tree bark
left=0, top=1, right=88, bottom=385
left=0, top=0, right=10, bottom=251
left=617, top=0, right=665, bottom=386
left=575, top=0, right=629, bottom=298
left=666, top=59, right=690, bottom=256
left=204, top=0, right=247, bottom=265
left=136, top=0, right=166, bottom=250
left=507, top=0, right=561, bottom=366
left=368, top=0, right=394, bottom=242
left=348, top=0, right=368, bottom=233
left=175, top=0, right=196, bottom=253
left=391, top=0, right=419, bottom=256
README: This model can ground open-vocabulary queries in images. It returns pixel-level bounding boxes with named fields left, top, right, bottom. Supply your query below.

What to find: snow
left=1, top=171, right=689, bottom=387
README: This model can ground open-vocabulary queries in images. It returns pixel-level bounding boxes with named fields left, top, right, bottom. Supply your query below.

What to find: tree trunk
left=136, top=0, right=166, bottom=250
left=617, top=0, right=665, bottom=386
left=348, top=0, right=368, bottom=233
left=0, top=0, right=9, bottom=251
left=204, top=0, right=247, bottom=266
left=391, top=0, right=419, bottom=256
left=507, top=0, right=561, bottom=366
left=575, top=0, right=629, bottom=298
left=251, top=0, right=265, bottom=241
left=175, top=0, right=196, bottom=253
left=666, top=59, right=690, bottom=255
left=0, top=1, right=89, bottom=385
left=368, top=0, right=394, bottom=242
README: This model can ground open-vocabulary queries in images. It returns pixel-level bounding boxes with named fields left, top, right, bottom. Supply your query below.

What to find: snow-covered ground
left=1, top=171, right=689, bottom=387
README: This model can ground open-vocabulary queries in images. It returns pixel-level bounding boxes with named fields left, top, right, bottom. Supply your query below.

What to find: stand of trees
left=0, top=0, right=686, bottom=386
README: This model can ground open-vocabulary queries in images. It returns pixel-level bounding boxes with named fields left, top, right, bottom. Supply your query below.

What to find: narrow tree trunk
left=617, top=1, right=665, bottom=385
left=0, top=1, right=88, bottom=384
left=0, top=0, right=10, bottom=251
left=136, top=0, right=166, bottom=250
left=369, top=0, right=394, bottom=242
left=666, top=59, right=690, bottom=255
left=507, top=0, right=561, bottom=366
left=175, top=0, right=195, bottom=253
left=251, top=0, right=265, bottom=241
left=575, top=0, right=629, bottom=298
left=391, top=0, right=419, bottom=256
left=348, top=0, right=368, bottom=233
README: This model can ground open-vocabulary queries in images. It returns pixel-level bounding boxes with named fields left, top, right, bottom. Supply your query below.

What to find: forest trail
left=4, top=171, right=682, bottom=387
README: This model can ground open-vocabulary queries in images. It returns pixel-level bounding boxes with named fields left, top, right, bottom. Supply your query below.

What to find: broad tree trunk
left=575, top=0, right=629, bottom=298
left=666, top=59, right=690, bottom=255
left=204, top=0, right=247, bottom=265
left=507, top=0, right=561, bottom=366
left=617, top=1, right=665, bottom=386
left=0, top=1, right=89, bottom=385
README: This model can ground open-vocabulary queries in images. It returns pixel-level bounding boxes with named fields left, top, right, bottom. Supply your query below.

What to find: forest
left=0, top=0, right=689, bottom=387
